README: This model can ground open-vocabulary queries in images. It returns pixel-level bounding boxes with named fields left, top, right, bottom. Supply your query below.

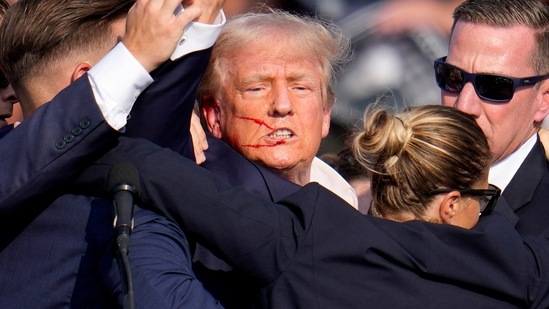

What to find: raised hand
left=123, top=0, right=202, bottom=72
left=182, top=0, right=225, bottom=24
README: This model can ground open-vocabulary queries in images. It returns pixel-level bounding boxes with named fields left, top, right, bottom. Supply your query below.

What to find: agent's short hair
left=0, top=0, right=134, bottom=88
left=451, top=0, right=549, bottom=75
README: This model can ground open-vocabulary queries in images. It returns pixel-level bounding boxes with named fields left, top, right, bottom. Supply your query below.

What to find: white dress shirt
left=311, top=156, right=359, bottom=209
left=489, top=134, right=537, bottom=192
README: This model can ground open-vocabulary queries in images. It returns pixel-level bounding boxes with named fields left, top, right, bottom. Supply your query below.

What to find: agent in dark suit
left=436, top=0, right=549, bottom=235
left=0, top=0, right=224, bottom=307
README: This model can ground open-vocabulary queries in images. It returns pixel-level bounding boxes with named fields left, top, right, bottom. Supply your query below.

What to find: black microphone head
left=108, top=162, right=140, bottom=195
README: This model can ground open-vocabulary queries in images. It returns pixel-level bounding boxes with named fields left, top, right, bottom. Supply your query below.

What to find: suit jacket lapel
left=493, top=194, right=520, bottom=226
left=501, top=139, right=546, bottom=211
left=494, top=138, right=547, bottom=227
left=256, top=164, right=301, bottom=201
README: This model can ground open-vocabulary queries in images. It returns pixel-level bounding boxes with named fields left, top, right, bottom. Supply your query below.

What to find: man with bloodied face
left=198, top=10, right=357, bottom=206
left=193, top=10, right=357, bottom=308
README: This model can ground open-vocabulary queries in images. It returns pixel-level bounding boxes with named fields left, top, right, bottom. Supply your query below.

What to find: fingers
left=190, top=112, right=208, bottom=164
left=177, top=5, right=201, bottom=24
left=182, top=0, right=225, bottom=24
left=122, top=0, right=202, bottom=72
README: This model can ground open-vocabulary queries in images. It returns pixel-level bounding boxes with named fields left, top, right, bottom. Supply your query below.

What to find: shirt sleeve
left=171, top=9, right=226, bottom=60
left=87, top=43, right=154, bottom=131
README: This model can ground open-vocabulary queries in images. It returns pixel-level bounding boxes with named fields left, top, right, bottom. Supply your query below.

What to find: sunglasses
left=428, top=184, right=501, bottom=216
left=434, top=56, right=549, bottom=103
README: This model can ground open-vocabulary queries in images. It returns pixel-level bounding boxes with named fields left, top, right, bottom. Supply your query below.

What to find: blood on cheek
left=235, top=116, right=286, bottom=148
left=236, top=116, right=274, bottom=130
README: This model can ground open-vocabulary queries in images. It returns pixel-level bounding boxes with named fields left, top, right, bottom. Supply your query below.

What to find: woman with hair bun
left=353, top=104, right=500, bottom=228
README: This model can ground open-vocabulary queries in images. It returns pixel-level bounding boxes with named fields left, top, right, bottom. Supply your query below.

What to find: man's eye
left=293, top=85, right=313, bottom=93
left=246, top=87, right=265, bottom=93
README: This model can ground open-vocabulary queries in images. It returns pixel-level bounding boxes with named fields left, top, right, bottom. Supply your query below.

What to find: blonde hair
left=352, top=105, right=492, bottom=219
left=197, top=9, right=351, bottom=109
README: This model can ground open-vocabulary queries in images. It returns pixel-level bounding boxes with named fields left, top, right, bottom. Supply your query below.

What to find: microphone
left=108, top=163, right=139, bottom=309
left=108, top=163, right=140, bottom=255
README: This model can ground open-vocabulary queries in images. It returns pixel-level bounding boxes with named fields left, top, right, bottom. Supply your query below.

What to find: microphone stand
left=116, top=235, right=134, bottom=309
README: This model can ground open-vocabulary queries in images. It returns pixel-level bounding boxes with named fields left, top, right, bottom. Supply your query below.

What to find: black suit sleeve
left=78, top=136, right=310, bottom=283
left=0, top=76, right=119, bottom=215
left=125, top=49, right=212, bottom=159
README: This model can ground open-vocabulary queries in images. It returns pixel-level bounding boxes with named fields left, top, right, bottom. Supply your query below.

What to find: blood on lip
left=242, top=140, right=286, bottom=148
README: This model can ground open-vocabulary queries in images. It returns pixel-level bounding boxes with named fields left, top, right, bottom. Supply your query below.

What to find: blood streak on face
left=236, top=116, right=287, bottom=148
left=242, top=140, right=287, bottom=148
left=236, top=116, right=275, bottom=130
left=204, top=39, right=330, bottom=180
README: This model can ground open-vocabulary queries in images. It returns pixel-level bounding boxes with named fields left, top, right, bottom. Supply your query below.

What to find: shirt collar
left=489, top=134, right=537, bottom=192
left=310, top=156, right=359, bottom=208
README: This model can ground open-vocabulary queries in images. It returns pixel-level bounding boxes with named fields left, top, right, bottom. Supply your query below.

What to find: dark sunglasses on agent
left=434, top=56, right=549, bottom=103
left=428, top=184, right=501, bottom=216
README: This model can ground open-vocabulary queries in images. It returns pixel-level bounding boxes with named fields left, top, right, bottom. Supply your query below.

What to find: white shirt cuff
left=87, top=43, right=153, bottom=130
left=171, top=10, right=226, bottom=60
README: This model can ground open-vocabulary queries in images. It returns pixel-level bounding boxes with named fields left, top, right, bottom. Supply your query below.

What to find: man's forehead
left=448, top=22, right=537, bottom=75
left=231, top=68, right=323, bottom=90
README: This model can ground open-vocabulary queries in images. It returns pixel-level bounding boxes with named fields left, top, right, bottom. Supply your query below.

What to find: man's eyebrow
left=239, top=74, right=273, bottom=86
left=287, top=72, right=316, bottom=83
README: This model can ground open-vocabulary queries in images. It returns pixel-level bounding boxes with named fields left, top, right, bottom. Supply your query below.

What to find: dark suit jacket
left=0, top=77, right=120, bottom=216
left=124, top=48, right=211, bottom=157
left=82, top=137, right=549, bottom=309
left=0, top=50, right=214, bottom=309
left=192, top=134, right=301, bottom=308
left=494, top=138, right=549, bottom=236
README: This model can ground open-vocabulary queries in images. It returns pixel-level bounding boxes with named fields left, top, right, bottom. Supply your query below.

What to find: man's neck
left=275, top=167, right=311, bottom=187
left=489, top=134, right=538, bottom=192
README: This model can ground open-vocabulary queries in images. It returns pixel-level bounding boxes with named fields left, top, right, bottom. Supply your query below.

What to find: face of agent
left=0, top=84, right=17, bottom=129
left=441, top=21, right=549, bottom=163
left=204, top=39, right=331, bottom=185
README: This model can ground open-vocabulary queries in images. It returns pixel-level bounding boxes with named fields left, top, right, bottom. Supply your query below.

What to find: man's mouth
left=268, top=129, right=294, bottom=139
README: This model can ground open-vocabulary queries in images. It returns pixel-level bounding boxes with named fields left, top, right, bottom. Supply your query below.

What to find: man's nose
left=452, top=82, right=483, bottom=118
left=270, top=87, right=294, bottom=116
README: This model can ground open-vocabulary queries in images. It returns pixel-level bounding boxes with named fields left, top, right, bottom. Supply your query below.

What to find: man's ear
left=321, top=108, right=331, bottom=138
left=71, top=62, right=92, bottom=82
left=534, top=80, right=549, bottom=123
left=439, top=191, right=462, bottom=225
left=201, top=95, right=223, bottom=138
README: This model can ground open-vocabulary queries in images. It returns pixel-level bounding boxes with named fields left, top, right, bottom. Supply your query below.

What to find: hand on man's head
left=182, top=0, right=226, bottom=24
left=123, top=0, right=202, bottom=72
